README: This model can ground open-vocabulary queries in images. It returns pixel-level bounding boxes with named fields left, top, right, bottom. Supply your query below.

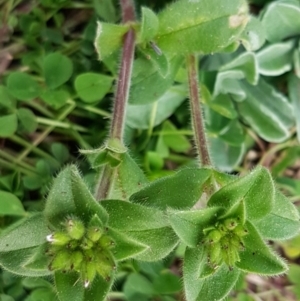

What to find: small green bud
left=223, top=218, right=238, bottom=230
left=66, top=218, right=85, bottom=240
left=98, top=235, right=114, bottom=248
left=81, top=261, right=97, bottom=288
left=47, top=232, right=71, bottom=246
left=81, top=237, right=94, bottom=250
left=95, top=252, right=115, bottom=279
left=207, top=242, right=222, bottom=266
left=233, top=224, right=248, bottom=237
left=87, top=227, right=102, bottom=242
left=70, top=251, right=83, bottom=271
left=49, top=250, right=70, bottom=271
left=207, top=230, right=222, bottom=244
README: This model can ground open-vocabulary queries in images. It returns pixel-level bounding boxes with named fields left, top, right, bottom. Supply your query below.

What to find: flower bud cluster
left=46, top=217, right=115, bottom=288
left=202, top=217, right=248, bottom=269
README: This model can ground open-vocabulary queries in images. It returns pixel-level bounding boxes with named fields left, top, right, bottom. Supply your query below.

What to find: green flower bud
left=207, top=242, right=222, bottom=266
left=223, top=218, right=238, bottom=230
left=233, top=224, right=248, bottom=237
left=81, top=237, right=94, bottom=250
left=98, top=235, right=114, bottom=248
left=70, top=250, right=84, bottom=271
left=207, top=230, right=222, bottom=244
left=66, top=218, right=85, bottom=240
left=47, top=232, right=71, bottom=246
left=49, top=250, right=70, bottom=271
left=81, top=261, right=97, bottom=288
left=87, top=227, right=102, bottom=242
left=95, top=252, right=115, bottom=280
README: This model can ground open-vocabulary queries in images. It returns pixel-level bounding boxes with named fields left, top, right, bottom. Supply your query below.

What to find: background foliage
left=0, top=0, right=300, bottom=300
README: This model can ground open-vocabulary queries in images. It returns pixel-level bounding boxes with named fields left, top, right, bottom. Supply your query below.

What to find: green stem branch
left=95, top=0, right=136, bottom=200
left=186, top=54, right=211, bottom=167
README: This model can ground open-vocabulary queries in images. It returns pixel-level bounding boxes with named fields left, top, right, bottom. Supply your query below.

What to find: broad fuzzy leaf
left=129, top=55, right=183, bottom=105
left=184, top=248, right=240, bottom=301
left=130, top=168, right=212, bottom=209
left=236, top=221, right=288, bottom=275
left=55, top=272, right=114, bottom=301
left=139, top=7, right=159, bottom=43
left=126, top=85, right=186, bottom=129
left=208, top=166, right=274, bottom=220
left=102, top=200, right=177, bottom=261
left=108, top=228, right=148, bottom=261
left=0, top=247, right=51, bottom=277
left=0, top=213, right=49, bottom=252
left=254, top=191, right=300, bottom=240
left=102, top=200, right=169, bottom=230
left=108, top=152, right=148, bottom=201
left=94, top=22, right=129, bottom=60
left=168, top=207, right=222, bottom=247
left=155, top=0, right=249, bottom=55
left=44, top=165, right=108, bottom=227
left=126, top=227, right=178, bottom=261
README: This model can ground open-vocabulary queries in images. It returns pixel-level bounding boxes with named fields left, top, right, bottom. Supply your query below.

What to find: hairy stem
left=109, top=0, right=136, bottom=142
left=95, top=0, right=136, bottom=200
left=187, top=54, right=211, bottom=166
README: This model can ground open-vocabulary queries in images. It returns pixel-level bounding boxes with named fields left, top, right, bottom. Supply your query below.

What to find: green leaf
left=240, top=16, right=266, bottom=51
left=129, top=55, right=183, bottom=104
left=213, top=52, right=258, bottom=98
left=161, top=121, right=191, bottom=153
left=43, top=53, right=73, bottom=89
left=101, top=200, right=169, bottom=231
left=17, top=108, right=37, bottom=133
left=55, top=271, right=113, bottom=301
left=74, top=73, right=113, bottom=103
left=94, top=21, right=129, bottom=60
left=139, top=47, right=169, bottom=77
left=168, top=207, right=222, bottom=247
left=108, top=152, right=148, bottom=201
left=208, top=166, right=274, bottom=221
left=108, top=228, right=147, bottom=261
left=0, top=114, right=17, bottom=137
left=41, top=90, right=69, bottom=109
left=126, top=86, right=186, bottom=129
left=7, top=72, right=41, bottom=101
left=93, top=0, right=117, bottom=22
left=184, top=248, right=240, bottom=301
left=220, top=52, right=258, bottom=85
left=44, top=165, right=108, bottom=227
left=51, top=143, right=69, bottom=163
left=126, top=227, right=178, bottom=261
left=254, top=191, right=300, bottom=240
left=55, top=271, right=84, bottom=301
left=0, top=246, right=51, bottom=277
left=130, top=168, right=212, bottom=210
left=0, top=214, right=49, bottom=251
left=153, top=272, right=181, bottom=294
left=257, top=41, right=294, bottom=76
left=0, top=85, right=15, bottom=109
left=155, top=0, right=249, bottom=55
left=209, top=137, right=245, bottom=172
left=261, top=0, right=300, bottom=42
left=139, top=7, right=159, bottom=43
left=288, top=73, right=300, bottom=143
left=124, top=273, right=155, bottom=299
left=236, top=221, right=288, bottom=275
left=236, top=79, right=294, bottom=142
left=0, top=190, right=25, bottom=216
